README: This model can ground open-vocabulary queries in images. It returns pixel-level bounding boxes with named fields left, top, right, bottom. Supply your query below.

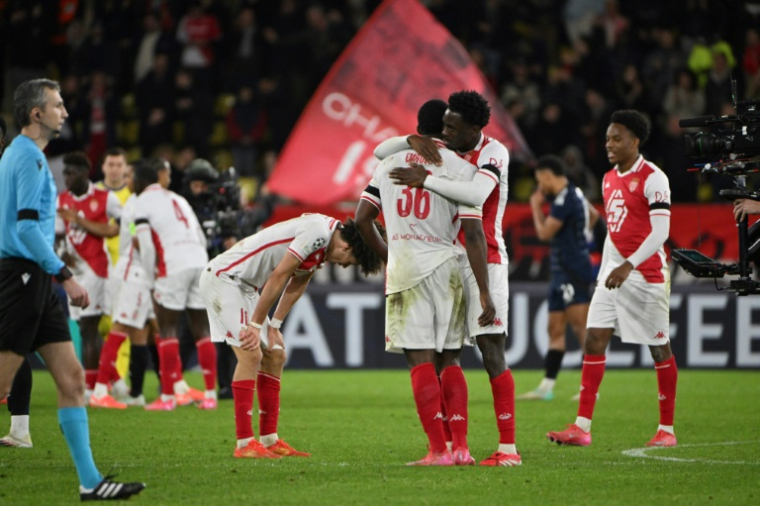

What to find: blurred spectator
left=579, top=88, right=615, bottom=176
left=599, top=0, right=629, bottom=49
left=642, top=27, right=685, bottom=102
left=563, top=0, right=606, bottom=46
left=133, top=12, right=176, bottom=84
left=562, top=145, right=600, bottom=202
left=71, top=22, right=120, bottom=78
left=743, top=28, right=760, bottom=97
left=527, top=102, right=578, bottom=158
left=222, top=6, right=262, bottom=91
left=226, top=85, right=267, bottom=178
left=663, top=69, right=705, bottom=122
left=704, top=47, right=736, bottom=116
left=136, top=53, right=174, bottom=154
left=616, top=63, right=649, bottom=112
left=176, top=1, right=222, bottom=91
left=81, top=71, right=119, bottom=170
left=173, top=67, right=214, bottom=157
left=501, top=60, right=541, bottom=129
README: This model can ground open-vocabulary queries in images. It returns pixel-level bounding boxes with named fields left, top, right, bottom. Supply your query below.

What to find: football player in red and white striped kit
left=200, top=214, right=385, bottom=458
left=547, top=110, right=678, bottom=448
left=379, top=91, right=520, bottom=467
left=55, top=152, right=122, bottom=402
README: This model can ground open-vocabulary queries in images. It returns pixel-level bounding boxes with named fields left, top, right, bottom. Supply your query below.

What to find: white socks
left=260, top=434, right=278, bottom=447
left=538, top=378, right=556, bottom=393
left=574, top=416, right=592, bottom=432
left=237, top=437, right=253, bottom=449
left=10, top=415, right=29, bottom=437
left=498, top=444, right=517, bottom=455
left=658, top=424, right=675, bottom=435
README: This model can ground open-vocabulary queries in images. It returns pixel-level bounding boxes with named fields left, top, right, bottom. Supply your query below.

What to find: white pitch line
left=622, top=441, right=760, bottom=465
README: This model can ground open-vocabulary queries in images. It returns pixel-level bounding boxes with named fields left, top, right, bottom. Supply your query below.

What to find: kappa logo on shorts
left=654, top=331, right=666, bottom=339
left=493, top=318, right=503, bottom=327
left=21, top=273, right=30, bottom=285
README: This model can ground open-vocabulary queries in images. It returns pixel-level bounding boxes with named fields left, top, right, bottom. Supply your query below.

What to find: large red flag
left=267, top=0, right=532, bottom=206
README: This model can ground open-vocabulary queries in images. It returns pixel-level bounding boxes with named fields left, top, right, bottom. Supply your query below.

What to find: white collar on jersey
left=614, top=155, right=645, bottom=176
left=457, top=132, right=487, bottom=155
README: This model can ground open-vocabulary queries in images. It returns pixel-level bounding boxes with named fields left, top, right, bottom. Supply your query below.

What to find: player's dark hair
left=417, top=99, right=448, bottom=136
left=13, top=79, right=60, bottom=128
left=535, top=155, right=566, bottom=176
left=133, top=158, right=159, bottom=186
left=610, top=110, right=650, bottom=147
left=447, top=90, right=490, bottom=128
left=63, top=151, right=91, bottom=172
left=340, top=217, right=386, bottom=276
left=104, top=146, right=127, bottom=159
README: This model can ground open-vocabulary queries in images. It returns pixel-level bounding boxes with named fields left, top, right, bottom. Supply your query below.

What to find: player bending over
left=200, top=213, right=385, bottom=458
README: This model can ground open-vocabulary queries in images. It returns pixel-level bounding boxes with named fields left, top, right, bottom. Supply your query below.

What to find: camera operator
left=733, top=198, right=760, bottom=221
left=182, top=158, right=243, bottom=399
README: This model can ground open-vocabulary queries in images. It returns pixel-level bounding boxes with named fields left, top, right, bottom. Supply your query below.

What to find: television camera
left=672, top=81, right=760, bottom=295
left=183, top=158, right=242, bottom=258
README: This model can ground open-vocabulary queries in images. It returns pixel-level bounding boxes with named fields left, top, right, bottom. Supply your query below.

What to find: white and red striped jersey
left=600, top=155, right=671, bottom=283
left=361, top=143, right=482, bottom=294
left=455, top=133, right=510, bottom=264
left=133, top=183, right=208, bottom=277
left=56, top=183, right=122, bottom=278
left=209, top=213, right=339, bottom=288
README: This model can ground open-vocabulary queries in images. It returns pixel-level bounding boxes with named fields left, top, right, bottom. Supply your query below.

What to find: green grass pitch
left=0, top=369, right=758, bottom=505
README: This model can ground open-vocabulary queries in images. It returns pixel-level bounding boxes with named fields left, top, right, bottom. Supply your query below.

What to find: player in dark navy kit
left=520, top=155, right=599, bottom=401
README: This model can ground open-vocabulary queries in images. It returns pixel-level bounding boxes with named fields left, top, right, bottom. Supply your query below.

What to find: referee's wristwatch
left=54, top=266, right=73, bottom=283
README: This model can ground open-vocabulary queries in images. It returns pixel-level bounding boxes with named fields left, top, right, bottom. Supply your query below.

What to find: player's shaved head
left=416, top=99, right=447, bottom=137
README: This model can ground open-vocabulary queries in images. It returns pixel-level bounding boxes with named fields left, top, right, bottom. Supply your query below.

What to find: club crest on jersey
left=628, top=177, right=640, bottom=193
left=89, top=199, right=99, bottom=212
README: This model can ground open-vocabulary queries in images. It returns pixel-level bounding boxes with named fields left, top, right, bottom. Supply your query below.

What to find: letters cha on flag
left=267, top=0, right=531, bottom=206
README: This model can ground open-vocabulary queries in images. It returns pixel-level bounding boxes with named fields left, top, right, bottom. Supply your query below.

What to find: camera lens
left=684, top=132, right=722, bottom=157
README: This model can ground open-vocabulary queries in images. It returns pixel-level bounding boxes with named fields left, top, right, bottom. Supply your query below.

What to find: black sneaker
left=80, top=476, right=146, bottom=501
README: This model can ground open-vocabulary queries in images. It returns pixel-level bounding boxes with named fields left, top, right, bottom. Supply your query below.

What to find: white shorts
left=586, top=278, right=670, bottom=346
left=69, top=262, right=109, bottom=320
left=199, top=269, right=272, bottom=349
left=460, top=260, right=509, bottom=342
left=110, top=277, right=153, bottom=328
left=385, top=257, right=466, bottom=354
left=154, top=267, right=205, bottom=311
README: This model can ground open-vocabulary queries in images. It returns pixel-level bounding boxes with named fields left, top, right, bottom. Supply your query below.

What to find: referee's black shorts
left=0, top=258, right=71, bottom=356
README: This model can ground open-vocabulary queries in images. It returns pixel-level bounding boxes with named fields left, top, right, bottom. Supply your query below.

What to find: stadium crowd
left=1, top=0, right=759, bottom=203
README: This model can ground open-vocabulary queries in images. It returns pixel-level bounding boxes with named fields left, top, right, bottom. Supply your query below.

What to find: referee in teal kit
left=0, top=78, right=145, bottom=501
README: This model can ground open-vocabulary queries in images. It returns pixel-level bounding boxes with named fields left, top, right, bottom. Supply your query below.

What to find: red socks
left=578, top=354, right=606, bottom=420
left=96, top=332, right=127, bottom=385
left=195, top=337, right=217, bottom=391
left=257, top=372, right=281, bottom=437
left=232, top=379, right=255, bottom=440
left=410, top=363, right=447, bottom=454
left=157, top=337, right=180, bottom=395
left=440, top=366, right=468, bottom=450
left=655, top=356, right=677, bottom=425
left=85, top=370, right=98, bottom=391
left=490, top=369, right=516, bottom=444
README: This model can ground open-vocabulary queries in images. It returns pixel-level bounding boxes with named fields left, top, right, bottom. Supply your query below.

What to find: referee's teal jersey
left=0, top=135, right=64, bottom=275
